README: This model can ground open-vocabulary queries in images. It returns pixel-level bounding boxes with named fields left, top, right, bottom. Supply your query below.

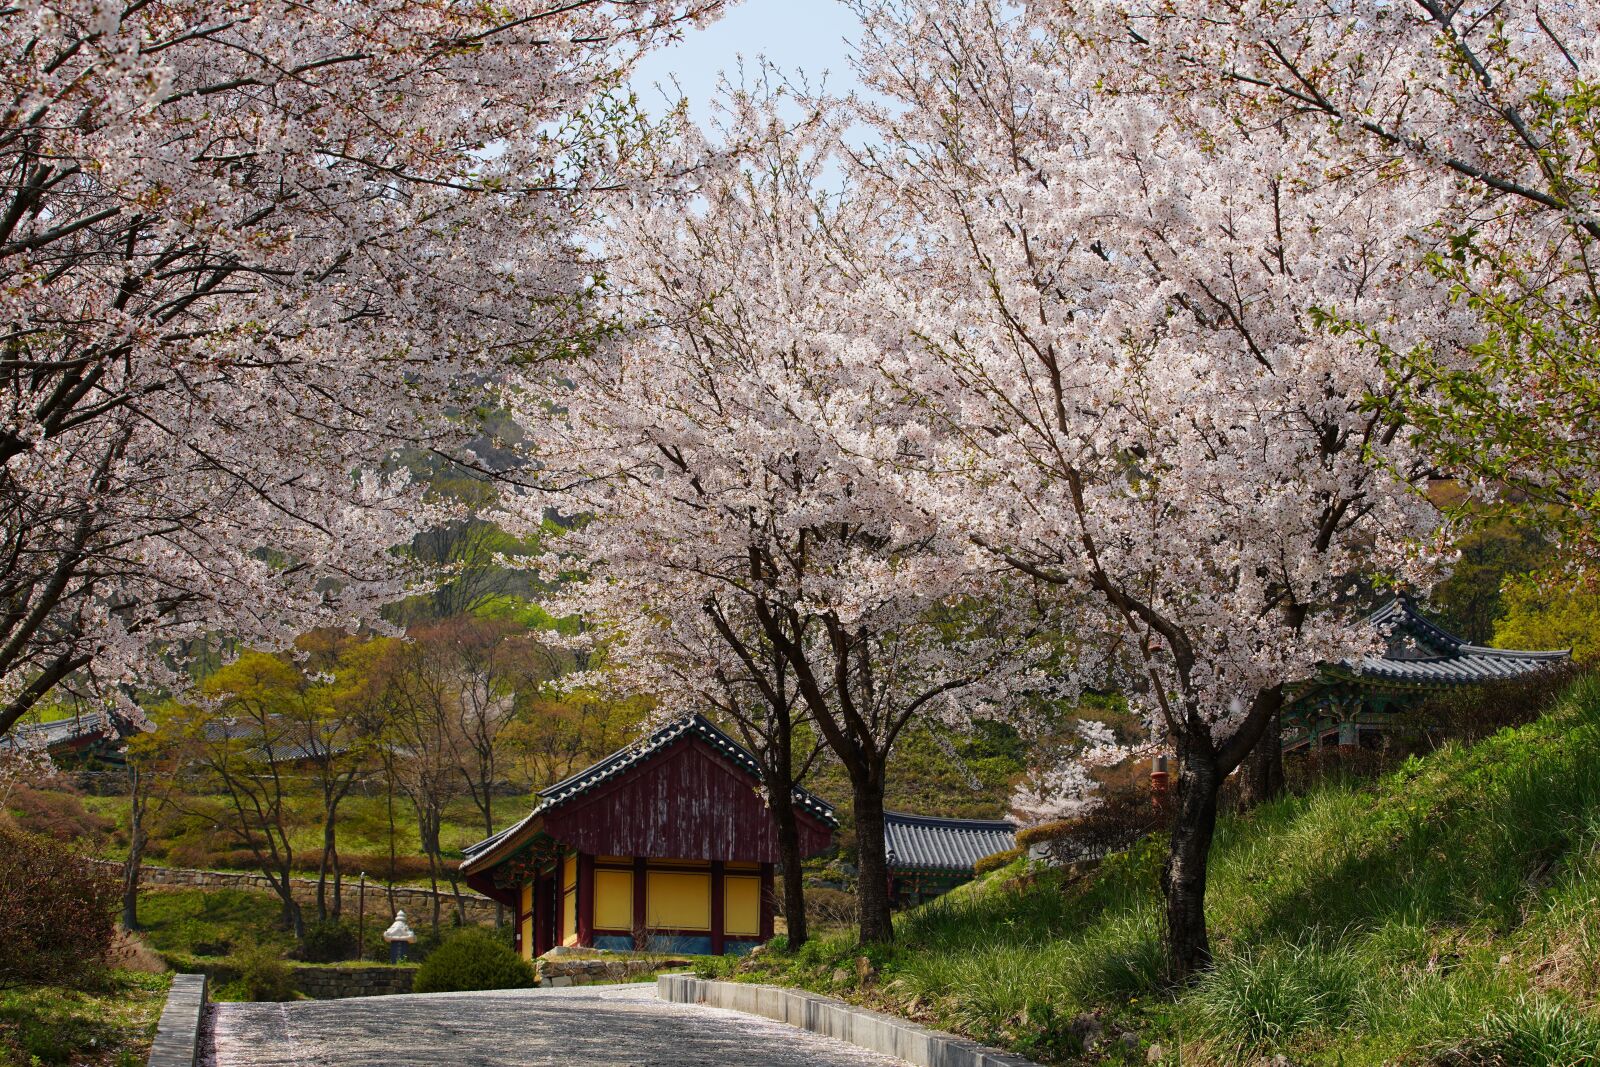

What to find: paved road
left=205, top=983, right=908, bottom=1067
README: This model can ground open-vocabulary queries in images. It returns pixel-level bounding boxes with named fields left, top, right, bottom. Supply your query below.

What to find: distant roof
left=884, top=811, right=1017, bottom=874
left=1341, top=596, right=1570, bottom=687
left=462, top=713, right=837, bottom=870
left=1, top=711, right=136, bottom=753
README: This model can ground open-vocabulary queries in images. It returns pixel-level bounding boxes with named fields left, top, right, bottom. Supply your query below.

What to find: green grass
left=136, top=886, right=298, bottom=959
left=78, top=790, right=536, bottom=881
left=711, top=673, right=1600, bottom=1065
left=0, top=972, right=170, bottom=1067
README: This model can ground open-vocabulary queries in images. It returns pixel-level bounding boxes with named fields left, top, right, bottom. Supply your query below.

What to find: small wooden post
left=710, top=860, right=726, bottom=956
left=356, top=871, right=366, bottom=962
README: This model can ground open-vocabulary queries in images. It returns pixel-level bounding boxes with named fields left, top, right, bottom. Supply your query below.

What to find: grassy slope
left=0, top=972, right=169, bottom=1067
left=708, top=674, right=1600, bottom=1065
left=74, top=790, right=536, bottom=877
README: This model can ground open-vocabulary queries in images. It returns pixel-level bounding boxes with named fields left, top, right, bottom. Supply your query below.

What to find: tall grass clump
left=1187, top=940, right=1366, bottom=1058
left=1437, top=996, right=1600, bottom=1067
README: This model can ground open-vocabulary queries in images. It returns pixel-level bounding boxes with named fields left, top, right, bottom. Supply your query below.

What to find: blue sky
left=631, top=1, right=865, bottom=119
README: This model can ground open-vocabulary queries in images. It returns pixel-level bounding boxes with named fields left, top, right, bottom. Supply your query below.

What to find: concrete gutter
left=147, top=973, right=207, bottom=1067
left=657, top=974, right=1040, bottom=1067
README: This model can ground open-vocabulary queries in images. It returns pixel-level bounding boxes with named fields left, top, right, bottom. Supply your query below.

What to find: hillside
left=708, top=674, right=1600, bottom=1065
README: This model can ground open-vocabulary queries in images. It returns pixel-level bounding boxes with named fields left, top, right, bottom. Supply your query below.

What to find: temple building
left=461, top=714, right=836, bottom=958
left=884, top=810, right=1017, bottom=907
left=1282, top=596, right=1570, bottom=751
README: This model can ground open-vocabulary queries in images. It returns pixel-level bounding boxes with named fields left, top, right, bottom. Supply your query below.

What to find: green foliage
left=224, top=941, right=295, bottom=1002
left=808, top=717, right=1028, bottom=825
left=0, top=827, right=118, bottom=989
left=0, top=971, right=169, bottom=1067
left=723, top=673, right=1600, bottom=1065
left=973, top=847, right=1023, bottom=876
left=1428, top=512, right=1551, bottom=643
left=1495, top=576, right=1600, bottom=664
left=411, top=927, right=537, bottom=994
left=298, top=919, right=358, bottom=963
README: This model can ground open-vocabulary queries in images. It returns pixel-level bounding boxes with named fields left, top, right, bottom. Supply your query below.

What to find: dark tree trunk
left=851, top=772, right=893, bottom=944
left=1162, top=755, right=1221, bottom=981
left=331, top=847, right=343, bottom=922
left=316, top=817, right=336, bottom=921
left=276, top=881, right=305, bottom=940
left=121, top=762, right=147, bottom=930
left=1238, top=708, right=1285, bottom=809
left=769, top=793, right=808, bottom=948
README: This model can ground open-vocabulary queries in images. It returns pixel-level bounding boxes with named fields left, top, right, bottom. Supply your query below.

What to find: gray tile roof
left=883, top=811, right=1018, bottom=874
left=462, top=713, right=837, bottom=867
left=1343, top=597, right=1569, bottom=687
left=1, top=711, right=135, bottom=752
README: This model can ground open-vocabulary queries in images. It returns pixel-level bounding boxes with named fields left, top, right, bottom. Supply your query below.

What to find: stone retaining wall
left=657, top=974, right=1040, bottom=1067
left=293, top=965, right=415, bottom=999
left=146, top=973, right=206, bottom=1067
left=163, top=957, right=418, bottom=1001
left=101, top=860, right=499, bottom=924
left=535, top=955, right=690, bottom=988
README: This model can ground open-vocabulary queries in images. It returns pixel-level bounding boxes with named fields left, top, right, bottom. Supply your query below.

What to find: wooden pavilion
left=461, top=713, right=836, bottom=958
left=1282, top=596, right=1570, bottom=751
left=884, top=810, right=1017, bottom=908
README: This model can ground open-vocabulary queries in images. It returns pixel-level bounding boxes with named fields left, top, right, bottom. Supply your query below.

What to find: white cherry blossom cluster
left=0, top=0, right=722, bottom=733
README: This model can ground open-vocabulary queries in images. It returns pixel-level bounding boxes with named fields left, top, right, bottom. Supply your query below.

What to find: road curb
left=147, top=973, right=207, bottom=1067
left=657, top=974, right=1040, bottom=1067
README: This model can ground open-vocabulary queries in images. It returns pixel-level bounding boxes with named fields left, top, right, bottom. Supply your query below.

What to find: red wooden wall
left=541, top=737, right=833, bottom=863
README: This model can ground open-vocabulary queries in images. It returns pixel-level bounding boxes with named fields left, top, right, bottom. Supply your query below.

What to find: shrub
left=0, top=826, right=118, bottom=988
left=231, top=940, right=295, bottom=1002
left=803, top=887, right=858, bottom=929
left=412, top=927, right=536, bottom=993
left=1406, top=663, right=1584, bottom=748
left=298, top=919, right=358, bottom=963
left=2, top=784, right=115, bottom=843
left=1016, top=788, right=1164, bottom=866
left=973, top=847, right=1023, bottom=876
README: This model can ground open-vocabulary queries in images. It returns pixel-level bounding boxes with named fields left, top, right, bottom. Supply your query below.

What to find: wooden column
left=577, top=852, right=595, bottom=947
left=534, top=874, right=554, bottom=957
left=759, top=862, right=775, bottom=942
left=513, top=885, right=523, bottom=956
left=633, top=856, right=648, bottom=949
left=710, top=860, right=726, bottom=956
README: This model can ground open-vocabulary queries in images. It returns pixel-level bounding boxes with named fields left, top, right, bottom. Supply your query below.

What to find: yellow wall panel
left=724, top=875, right=760, bottom=937
left=520, top=882, right=534, bottom=960
left=646, top=871, right=711, bottom=931
left=562, top=887, right=577, bottom=946
left=562, top=853, right=577, bottom=890
left=594, top=869, right=634, bottom=931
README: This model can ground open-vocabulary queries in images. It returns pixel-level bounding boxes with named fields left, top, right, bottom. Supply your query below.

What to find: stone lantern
left=383, top=910, right=416, bottom=964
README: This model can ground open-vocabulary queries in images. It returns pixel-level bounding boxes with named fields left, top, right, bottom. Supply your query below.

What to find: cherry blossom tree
left=840, top=0, right=1447, bottom=975
left=1078, top=0, right=1600, bottom=567
left=0, top=0, right=724, bottom=739
left=518, top=96, right=1042, bottom=944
